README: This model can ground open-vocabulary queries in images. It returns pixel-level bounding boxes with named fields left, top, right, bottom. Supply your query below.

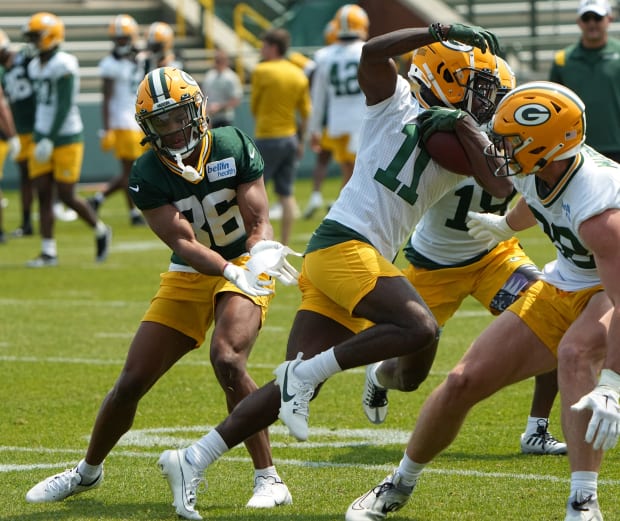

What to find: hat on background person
left=577, top=0, right=612, bottom=17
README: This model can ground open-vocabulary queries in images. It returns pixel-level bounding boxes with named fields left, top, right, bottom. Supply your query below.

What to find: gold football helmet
left=409, top=41, right=500, bottom=123
left=135, top=67, right=208, bottom=161
left=146, top=21, right=174, bottom=55
left=324, top=19, right=339, bottom=45
left=23, top=12, right=64, bottom=53
left=486, top=81, right=586, bottom=176
left=496, top=56, right=516, bottom=104
left=334, top=4, right=369, bottom=40
left=108, top=14, right=138, bottom=56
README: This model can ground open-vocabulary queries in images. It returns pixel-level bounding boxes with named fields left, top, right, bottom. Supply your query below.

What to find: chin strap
left=174, top=154, right=203, bottom=183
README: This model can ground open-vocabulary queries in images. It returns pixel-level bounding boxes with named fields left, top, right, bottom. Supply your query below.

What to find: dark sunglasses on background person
left=580, top=12, right=605, bottom=22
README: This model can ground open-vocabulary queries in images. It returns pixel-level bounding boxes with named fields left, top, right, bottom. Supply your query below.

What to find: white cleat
left=158, top=449, right=205, bottom=520
left=520, top=419, right=567, bottom=455
left=273, top=352, right=315, bottom=441
left=246, top=475, right=293, bottom=508
left=346, top=471, right=414, bottom=521
left=26, top=466, right=103, bottom=503
left=362, top=363, right=388, bottom=424
left=564, top=491, right=602, bottom=520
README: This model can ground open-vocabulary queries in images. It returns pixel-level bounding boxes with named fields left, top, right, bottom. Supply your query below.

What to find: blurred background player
left=363, top=51, right=565, bottom=455
left=0, top=49, right=21, bottom=244
left=202, top=48, right=243, bottom=128
left=23, top=12, right=111, bottom=266
left=144, top=21, right=183, bottom=72
left=250, top=28, right=311, bottom=245
left=88, top=14, right=146, bottom=226
left=0, top=29, right=36, bottom=238
left=304, top=4, right=369, bottom=219
left=302, top=18, right=338, bottom=219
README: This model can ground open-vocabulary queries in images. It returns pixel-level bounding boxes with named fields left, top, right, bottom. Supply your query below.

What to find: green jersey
left=550, top=38, right=620, bottom=155
left=0, top=50, right=36, bottom=135
left=129, top=126, right=264, bottom=265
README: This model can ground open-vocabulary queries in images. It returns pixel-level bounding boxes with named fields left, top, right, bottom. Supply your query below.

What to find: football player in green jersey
left=26, top=67, right=299, bottom=516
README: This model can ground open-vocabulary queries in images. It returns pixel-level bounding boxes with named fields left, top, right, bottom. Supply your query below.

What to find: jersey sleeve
left=128, top=152, right=172, bottom=210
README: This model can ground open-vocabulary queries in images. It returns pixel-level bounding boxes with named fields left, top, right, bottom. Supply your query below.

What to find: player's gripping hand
left=466, top=211, right=514, bottom=249
left=223, top=262, right=273, bottom=297
left=248, top=240, right=302, bottom=286
left=429, top=23, right=500, bottom=55
left=418, top=107, right=467, bottom=142
left=34, top=138, right=53, bottom=163
left=572, top=369, right=620, bottom=451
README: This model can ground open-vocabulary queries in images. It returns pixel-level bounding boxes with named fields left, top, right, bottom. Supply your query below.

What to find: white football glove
left=248, top=240, right=302, bottom=286
left=571, top=369, right=620, bottom=451
left=223, top=262, right=273, bottom=297
left=34, top=138, right=54, bottom=163
left=8, top=136, right=21, bottom=160
left=466, top=211, right=514, bottom=249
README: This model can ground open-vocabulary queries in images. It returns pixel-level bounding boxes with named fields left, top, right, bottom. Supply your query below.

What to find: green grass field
left=1, top=177, right=620, bottom=521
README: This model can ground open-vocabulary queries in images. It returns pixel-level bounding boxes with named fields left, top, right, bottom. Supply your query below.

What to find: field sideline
left=1, top=177, right=620, bottom=521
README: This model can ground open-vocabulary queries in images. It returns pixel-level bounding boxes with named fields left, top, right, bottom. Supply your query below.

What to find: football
left=424, top=130, right=475, bottom=176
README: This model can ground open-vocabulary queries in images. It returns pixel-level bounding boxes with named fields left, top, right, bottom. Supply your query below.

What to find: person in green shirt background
left=550, top=0, right=620, bottom=162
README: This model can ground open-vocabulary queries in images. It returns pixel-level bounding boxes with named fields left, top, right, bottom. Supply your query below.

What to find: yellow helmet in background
left=324, top=19, right=339, bottom=45
left=23, top=12, right=64, bottom=53
left=108, top=14, right=138, bottom=56
left=146, top=21, right=174, bottom=54
left=334, top=4, right=369, bottom=40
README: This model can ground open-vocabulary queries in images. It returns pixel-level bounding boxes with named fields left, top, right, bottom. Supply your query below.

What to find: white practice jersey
left=28, top=51, right=83, bottom=137
left=99, top=54, right=144, bottom=130
left=514, top=145, right=620, bottom=291
left=410, top=177, right=516, bottom=265
left=309, top=39, right=365, bottom=152
left=324, top=75, right=463, bottom=261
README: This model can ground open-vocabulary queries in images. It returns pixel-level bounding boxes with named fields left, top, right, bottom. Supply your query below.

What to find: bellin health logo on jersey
left=206, top=157, right=237, bottom=182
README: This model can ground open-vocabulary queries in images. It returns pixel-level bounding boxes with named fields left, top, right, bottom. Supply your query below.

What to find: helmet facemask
left=138, top=96, right=206, bottom=160
left=409, top=42, right=500, bottom=125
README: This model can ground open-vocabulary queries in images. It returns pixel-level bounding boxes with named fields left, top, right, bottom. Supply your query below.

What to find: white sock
left=525, top=416, right=548, bottom=435
left=42, top=239, right=57, bottom=257
left=396, top=452, right=425, bottom=487
left=77, top=459, right=103, bottom=483
left=294, top=347, right=341, bottom=387
left=570, top=471, right=598, bottom=500
left=254, top=465, right=280, bottom=480
left=95, top=220, right=108, bottom=236
left=185, top=429, right=230, bottom=473
left=368, top=362, right=386, bottom=389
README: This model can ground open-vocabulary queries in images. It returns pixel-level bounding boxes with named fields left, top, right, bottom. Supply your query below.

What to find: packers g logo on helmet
left=486, top=81, right=586, bottom=176
left=135, top=67, right=208, bottom=164
left=409, top=41, right=500, bottom=124
left=23, top=12, right=64, bottom=53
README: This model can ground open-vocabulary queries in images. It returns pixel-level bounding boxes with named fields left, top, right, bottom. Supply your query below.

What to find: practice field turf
left=1, top=177, right=619, bottom=521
